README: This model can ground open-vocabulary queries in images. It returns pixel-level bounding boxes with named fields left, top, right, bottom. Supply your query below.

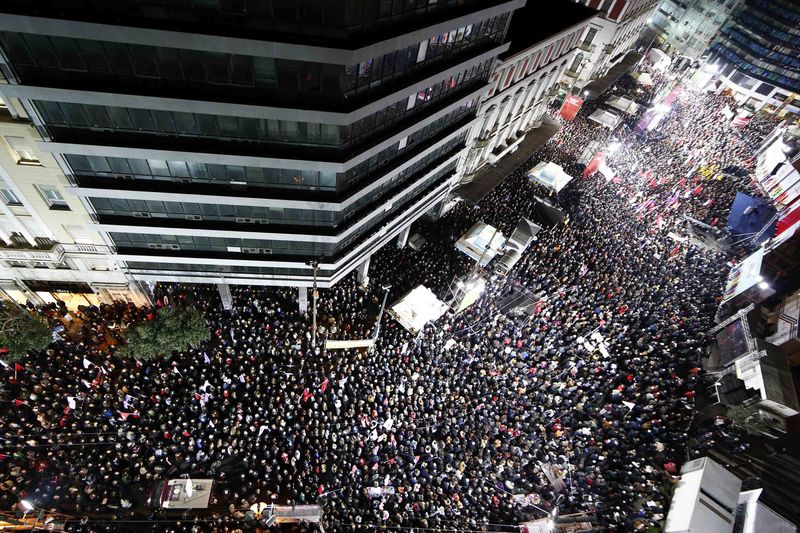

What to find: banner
left=559, top=95, right=584, bottom=121
left=324, top=339, right=375, bottom=350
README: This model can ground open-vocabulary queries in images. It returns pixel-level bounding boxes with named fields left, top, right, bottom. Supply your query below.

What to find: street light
left=19, top=500, right=34, bottom=513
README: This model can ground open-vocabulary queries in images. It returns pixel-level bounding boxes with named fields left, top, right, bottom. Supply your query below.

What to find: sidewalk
left=582, top=51, right=642, bottom=101
left=454, top=115, right=560, bottom=204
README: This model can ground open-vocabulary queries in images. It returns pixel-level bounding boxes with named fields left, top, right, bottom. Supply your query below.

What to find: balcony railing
left=0, top=243, right=110, bottom=262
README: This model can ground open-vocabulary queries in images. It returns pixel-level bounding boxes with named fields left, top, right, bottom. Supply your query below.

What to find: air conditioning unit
left=133, top=212, right=151, bottom=218
left=185, top=214, right=203, bottom=221
left=235, top=217, right=254, bottom=223
left=255, top=218, right=270, bottom=224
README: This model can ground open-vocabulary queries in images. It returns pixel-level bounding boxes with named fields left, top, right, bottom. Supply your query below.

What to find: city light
left=19, top=500, right=34, bottom=512
left=758, top=281, right=770, bottom=290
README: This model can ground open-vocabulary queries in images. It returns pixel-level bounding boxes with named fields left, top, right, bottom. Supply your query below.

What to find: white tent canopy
left=606, top=95, right=640, bottom=115
left=634, top=72, right=654, bottom=86
left=588, top=109, right=622, bottom=129
left=528, top=161, right=575, bottom=193
left=389, top=285, right=448, bottom=333
left=455, top=221, right=507, bottom=266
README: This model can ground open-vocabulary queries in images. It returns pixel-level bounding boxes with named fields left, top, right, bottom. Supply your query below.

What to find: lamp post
left=372, top=285, right=392, bottom=349
left=309, top=260, right=319, bottom=350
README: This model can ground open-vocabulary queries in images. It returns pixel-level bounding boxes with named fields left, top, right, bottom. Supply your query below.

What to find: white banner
left=324, top=339, right=375, bottom=350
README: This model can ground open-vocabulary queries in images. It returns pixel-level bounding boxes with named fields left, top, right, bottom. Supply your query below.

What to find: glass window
left=60, top=103, right=89, bottom=126
left=102, top=42, right=135, bottom=75
left=50, top=37, right=86, bottom=70
left=77, top=39, right=111, bottom=72
left=25, top=35, right=59, bottom=68
left=129, top=45, right=159, bottom=77
left=147, top=159, right=170, bottom=177
left=129, top=108, right=155, bottom=131
left=36, top=185, right=69, bottom=209
left=83, top=105, right=111, bottom=128
left=0, top=188, right=22, bottom=205
left=108, top=107, right=134, bottom=130
left=173, top=112, right=198, bottom=135
left=253, top=57, right=277, bottom=87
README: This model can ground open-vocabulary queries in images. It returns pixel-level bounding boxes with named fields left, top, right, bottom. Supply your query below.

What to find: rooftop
left=501, top=0, right=599, bottom=60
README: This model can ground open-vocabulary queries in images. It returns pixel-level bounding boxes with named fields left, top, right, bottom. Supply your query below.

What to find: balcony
left=0, top=242, right=111, bottom=262
left=578, top=42, right=595, bottom=53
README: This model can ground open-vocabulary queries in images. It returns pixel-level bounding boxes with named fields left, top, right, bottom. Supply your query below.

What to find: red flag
left=14, top=363, right=24, bottom=372
left=320, top=378, right=329, bottom=393
left=119, top=412, right=130, bottom=420
left=13, top=399, right=26, bottom=407
left=182, top=430, right=191, bottom=437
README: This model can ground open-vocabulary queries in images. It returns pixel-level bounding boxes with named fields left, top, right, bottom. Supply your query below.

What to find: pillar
left=217, top=283, right=232, bottom=310
left=397, top=226, right=410, bottom=248
left=356, top=256, right=370, bottom=287
left=298, top=286, right=308, bottom=315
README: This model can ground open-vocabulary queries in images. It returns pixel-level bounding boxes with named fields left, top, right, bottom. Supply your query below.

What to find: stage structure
left=389, top=285, right=448, bottom=334
left=447, top=273, right=488, bottom=315
left=528, top=162, right=575, bottom=193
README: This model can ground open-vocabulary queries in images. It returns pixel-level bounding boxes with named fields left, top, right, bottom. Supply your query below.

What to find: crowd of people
left=0, top=63, right=781, bottom=533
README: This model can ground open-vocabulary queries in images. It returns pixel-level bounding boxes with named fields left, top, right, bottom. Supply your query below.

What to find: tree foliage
left=0, top=302, right=52, bottom=361
left=119, top=306, right=209, bottom=360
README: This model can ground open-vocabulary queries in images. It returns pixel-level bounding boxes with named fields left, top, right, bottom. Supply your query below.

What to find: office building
left=650, top=0, right=740, bottom=61
left=0, top=0, right=524, bottom=295
left=709, top=0, right=800, bottom=116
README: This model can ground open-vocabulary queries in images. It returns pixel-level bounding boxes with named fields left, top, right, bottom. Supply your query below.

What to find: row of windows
left=0, top=0, right=495, bottom=45
left=712, top=43, right=800, bottom=93
left=88, top=135, right=463, bottom=228
left=92, top=198, right=336, bottom=226
left=66, top=154, right=338, bottom=191
left=345, top=59, right=490, bottom=146
left=1, top=14, right=498, bottom=104
left=721, top=27, right=800, bottom=72
left=0, top=31, right=346, bottom=97
left=339, top=97, right=474, bottom=191
left=125, top=261, right=311, bottom=277
left=344, top=13, right=508, bottom=95
left=35, top=100, right=343, bottom=147
left=32, top=56, right=484, bottom=151
left=111, top=160, right=456, bottom=258
left=732, top=12, right=800, bottom=48
left=112, top=231, right=334, bottom=256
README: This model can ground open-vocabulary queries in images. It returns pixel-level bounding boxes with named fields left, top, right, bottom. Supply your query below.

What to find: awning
left=389, top=285, right=448, bottom=333
left=588, top=108, right=622, bottom=129
left=455, top=222, right=507, bottom=266
left=606, top=95, right=640, bottom=115
left=528, top=161, right=574, bottom=192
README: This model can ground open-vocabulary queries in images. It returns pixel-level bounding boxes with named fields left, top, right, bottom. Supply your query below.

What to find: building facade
left=709, top=0, right=800, bottom=116
left=572, top=0, right=659, bottom=83
left=0, top=92, right=148, bottom=308
left=0, top=0, right=524, bottom=293
left=650, top=0, right=740, bottom=61
left=458, top=1, right=599, bottom=182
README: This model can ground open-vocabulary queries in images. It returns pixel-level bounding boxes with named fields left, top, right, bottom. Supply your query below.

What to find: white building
left=572, top=0, right=660, bottom=84
left=0, top=92, right=148, bottom=308
left=458, top=1, right=600, bottom=182
left=665, top=457, right=796, bottom=533
left=651, top=0, right=740, bottom=60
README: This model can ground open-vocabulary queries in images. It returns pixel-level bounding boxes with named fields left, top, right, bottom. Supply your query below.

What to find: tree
left=119, top=306, right=209, bottom=360
left=0, top=302, right=52, bottom=361
left=725, top=403, right=774, bottom=436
